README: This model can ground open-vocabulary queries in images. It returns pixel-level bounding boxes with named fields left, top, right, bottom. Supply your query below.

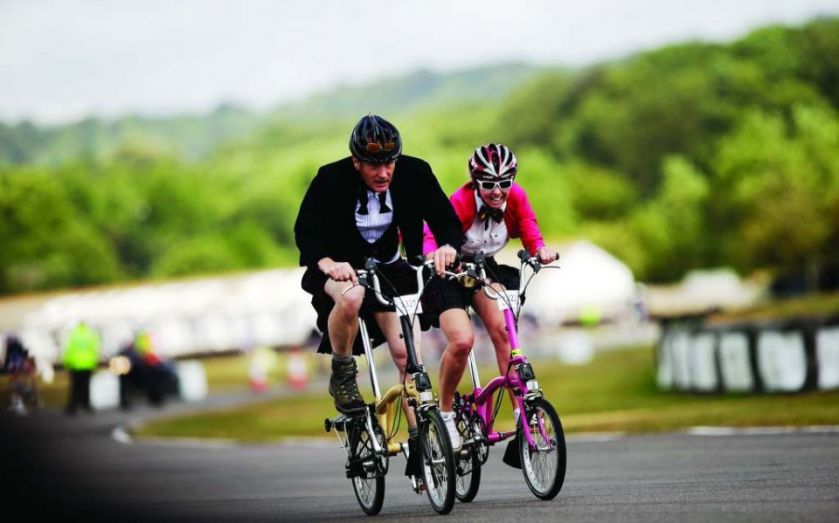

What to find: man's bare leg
left=324, top=279, right=366, bottom=413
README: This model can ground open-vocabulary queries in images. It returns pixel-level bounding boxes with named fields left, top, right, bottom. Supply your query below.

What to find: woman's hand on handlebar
left=536, top=246, right=559, bottom=264
left=317, top=257, right=357, bottom=284
left=431, top=244, right=458, bottom=276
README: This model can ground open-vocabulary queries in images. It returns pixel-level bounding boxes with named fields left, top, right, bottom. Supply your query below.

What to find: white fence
left=9, top=268, right=318, bottom=365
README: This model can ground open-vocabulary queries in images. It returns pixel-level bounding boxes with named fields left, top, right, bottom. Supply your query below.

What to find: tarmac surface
left=2, top=390, right=838, bottom=522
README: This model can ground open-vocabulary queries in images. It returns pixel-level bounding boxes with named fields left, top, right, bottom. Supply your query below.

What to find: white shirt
left=355, top=188, right=398, bottom=263
left=461, top=192, right=509, bottom=257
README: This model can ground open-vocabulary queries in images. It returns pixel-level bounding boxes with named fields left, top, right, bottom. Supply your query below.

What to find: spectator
left=62, top=321, right=100, bottom=415
left=5, top=335, right=41, bottom=415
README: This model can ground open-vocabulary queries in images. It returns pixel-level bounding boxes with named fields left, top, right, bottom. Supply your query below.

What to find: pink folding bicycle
left=448, top=250, right=566, bottom=502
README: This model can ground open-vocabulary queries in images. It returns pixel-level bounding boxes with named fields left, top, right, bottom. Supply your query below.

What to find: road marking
left=112, top=426, right=133, bottom=444
left=111, top=424, right=839, bottom=448
left=686, top=425, right=839, bottom=436
left=111, top=422, right=237, bottom=448
left=140, top=437, right=239, bottom=449
left=567, top=432, right=626, bottom=442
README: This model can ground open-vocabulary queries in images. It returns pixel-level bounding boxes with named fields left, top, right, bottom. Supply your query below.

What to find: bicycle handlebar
left=442, top=249, right=558, bottom=302
left=355, top=258, right=434, bottom=309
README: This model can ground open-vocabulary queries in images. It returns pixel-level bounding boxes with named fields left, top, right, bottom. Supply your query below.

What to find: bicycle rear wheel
left=518, top=398, right=566, bottom=500
left=349, top=422, right=386, bottom=515
left=454, top=414, right=484, bottom=502
left=419, top=410, right=456, bottom=514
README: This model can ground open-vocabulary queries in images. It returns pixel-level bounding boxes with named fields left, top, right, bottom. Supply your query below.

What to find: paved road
left=2, top=397, right=838, bottom=522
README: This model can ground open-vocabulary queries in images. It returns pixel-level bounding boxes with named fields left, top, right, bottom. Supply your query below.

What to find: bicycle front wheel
left=349, top=423, right=386, bottom=515
left=419, top=410, right=456, bottom=514
left=518, top=398, right=566, bottom=500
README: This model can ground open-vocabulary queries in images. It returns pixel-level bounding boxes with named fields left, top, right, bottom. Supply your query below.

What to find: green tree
left=0, top=168, right=120, bottom=292
left=589, top=156, right=709, bottom=281
left=713, top=105, right=839, bottom=281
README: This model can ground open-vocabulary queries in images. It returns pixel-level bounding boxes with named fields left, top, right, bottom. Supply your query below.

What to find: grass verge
left=133, top=346, right=839, bottom=442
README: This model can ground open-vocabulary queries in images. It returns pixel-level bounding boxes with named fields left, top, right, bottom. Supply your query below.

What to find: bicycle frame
left=359, top=316, right=424, bottom=456
left=456, top=253, right=555, bottom=452
left=330, top=260, right=438, bottom=483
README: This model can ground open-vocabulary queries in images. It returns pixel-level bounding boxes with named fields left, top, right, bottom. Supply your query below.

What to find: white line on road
left=111, top=424, right=839, bottom=448
left=686, top=425, right=839, bottom=436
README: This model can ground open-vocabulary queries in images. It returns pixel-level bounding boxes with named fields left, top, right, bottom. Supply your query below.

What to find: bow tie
left=478, top=205, right=504, bottom=224
left=357, top=189, right=391, bottom=215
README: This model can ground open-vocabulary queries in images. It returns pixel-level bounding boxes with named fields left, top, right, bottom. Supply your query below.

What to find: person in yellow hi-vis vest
left=63, top=321, right=101, bottom=415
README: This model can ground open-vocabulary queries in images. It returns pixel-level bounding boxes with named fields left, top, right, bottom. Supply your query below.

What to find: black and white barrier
left=88, top=360, right=208, bottom=410
left=176, top=360, right=208, bottom=402
left=91, top=370, right=122, bottom=410
left=657, top=317, right=839, bottom=393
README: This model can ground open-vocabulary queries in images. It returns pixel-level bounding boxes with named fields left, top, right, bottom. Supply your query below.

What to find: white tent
left=496, top=240, right=637, bottom=326
left=645, top=268, right=762, bottom=317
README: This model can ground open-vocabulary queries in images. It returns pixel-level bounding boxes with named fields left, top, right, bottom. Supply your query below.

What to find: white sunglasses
left=477, top=179, right=513, bottom=191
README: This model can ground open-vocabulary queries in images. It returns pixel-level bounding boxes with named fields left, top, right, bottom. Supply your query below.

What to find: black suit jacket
left=294, top=155, right=462, bottom=270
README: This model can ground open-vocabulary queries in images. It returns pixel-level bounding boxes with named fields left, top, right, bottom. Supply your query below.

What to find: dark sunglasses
left=477, top=179, right=513, bottom=191
left=364, top=141, right=396, bottom=153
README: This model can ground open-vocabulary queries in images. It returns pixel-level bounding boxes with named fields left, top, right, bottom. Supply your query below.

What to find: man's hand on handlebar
left=317, top=257, right=358, bottom=284
left=431, top=244, right=458, bottom=276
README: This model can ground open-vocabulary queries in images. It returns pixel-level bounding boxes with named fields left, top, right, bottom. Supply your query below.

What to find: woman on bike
left=423, top=143, right=557, bottom=448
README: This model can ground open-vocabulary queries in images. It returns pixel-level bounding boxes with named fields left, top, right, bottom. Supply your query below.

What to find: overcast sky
left=2, top=0, right=838, bottom=124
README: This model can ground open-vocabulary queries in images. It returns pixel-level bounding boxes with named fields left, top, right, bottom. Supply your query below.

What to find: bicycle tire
left=454, top=413, right=484, bottom=502
left=518, top=397, right=566, bottom=500
left=419, top=409, right=456, bottom=514
left=350, top=422, right=386, bottom=515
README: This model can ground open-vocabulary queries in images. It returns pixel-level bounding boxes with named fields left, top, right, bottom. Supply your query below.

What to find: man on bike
left=294, top=114, right=461, bottom=421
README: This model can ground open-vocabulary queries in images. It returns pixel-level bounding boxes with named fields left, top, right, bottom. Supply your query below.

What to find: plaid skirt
left=421, top=256, right=520, bottom=328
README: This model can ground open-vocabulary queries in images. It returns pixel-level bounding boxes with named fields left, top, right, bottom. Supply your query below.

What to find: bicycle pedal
left=326, top=414, right=351, bottom=432
left=409, top=475, right=426, bottom=493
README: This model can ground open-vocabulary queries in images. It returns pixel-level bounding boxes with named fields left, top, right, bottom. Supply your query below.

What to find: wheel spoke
left=349, top=423, right=386, bottom=515
left=519, top=399, right=566, bottom=500
left=418, top=411, right=455, bottom=513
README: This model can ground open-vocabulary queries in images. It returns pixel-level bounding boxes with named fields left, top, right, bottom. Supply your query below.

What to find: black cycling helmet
left=349, top=114, right=402, bottom=164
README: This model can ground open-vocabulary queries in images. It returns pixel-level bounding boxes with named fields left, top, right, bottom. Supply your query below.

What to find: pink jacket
left=423, top=182, right=546, bottom=255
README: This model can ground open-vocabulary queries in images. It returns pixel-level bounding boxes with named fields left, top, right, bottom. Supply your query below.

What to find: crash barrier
left=657, top=316, right=839, bottom=393
left=91, top=371, right=121, bottom=410
left=177, top=360, right=208, bottom=402
left=88, top=360, right=208, bottom=410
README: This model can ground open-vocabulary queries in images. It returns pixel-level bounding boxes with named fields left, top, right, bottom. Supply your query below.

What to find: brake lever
left=364, top=257, right=378, bottom=271
left=357, top=272, right=370, bottom=288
